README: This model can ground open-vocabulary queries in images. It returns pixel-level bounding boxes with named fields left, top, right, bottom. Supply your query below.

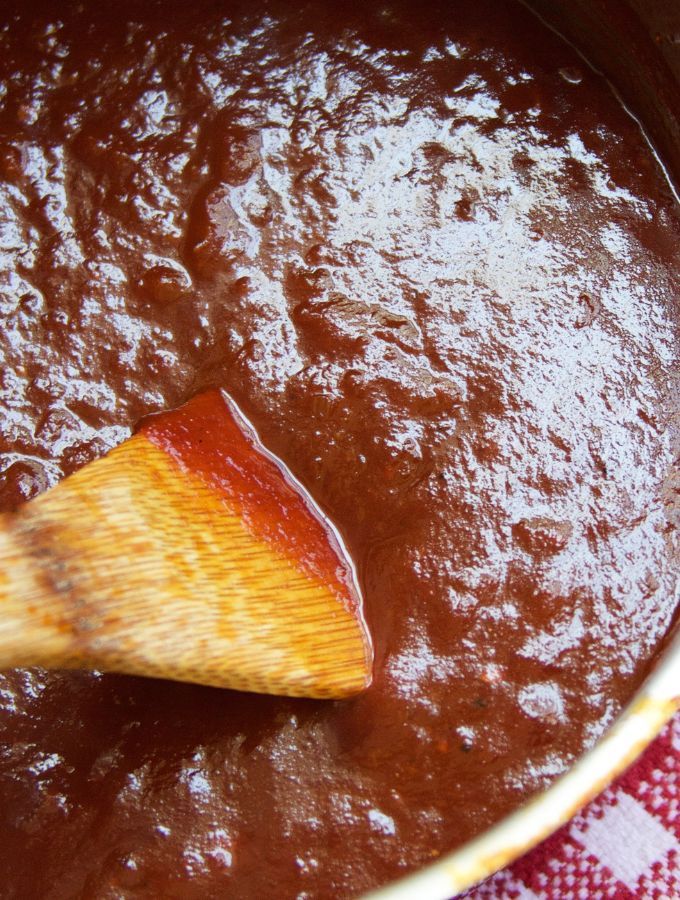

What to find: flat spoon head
left=0, top=391, right=373, bottom=698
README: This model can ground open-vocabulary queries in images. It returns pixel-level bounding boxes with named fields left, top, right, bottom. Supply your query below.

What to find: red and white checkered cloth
left=462, top=712, right=680, bottom=899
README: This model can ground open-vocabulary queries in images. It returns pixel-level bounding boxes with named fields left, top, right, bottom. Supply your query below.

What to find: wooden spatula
left=0, top=390, right=372, bottom=698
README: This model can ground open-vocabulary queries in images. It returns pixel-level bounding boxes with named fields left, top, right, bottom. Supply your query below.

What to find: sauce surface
left=0, top=0, right=679, bottom=896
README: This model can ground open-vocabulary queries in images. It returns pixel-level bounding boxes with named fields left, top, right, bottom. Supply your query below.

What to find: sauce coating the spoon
left=0, top=0, right=679, bottom=896
left=142, top=389, right=364, bottom=622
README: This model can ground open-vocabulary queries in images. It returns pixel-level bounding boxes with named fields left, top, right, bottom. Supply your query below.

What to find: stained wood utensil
left=0, top=391, right=372, bottom=698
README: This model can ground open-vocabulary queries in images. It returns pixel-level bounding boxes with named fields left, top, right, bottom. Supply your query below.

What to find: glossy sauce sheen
left=0, top=0, right=679, bottom=897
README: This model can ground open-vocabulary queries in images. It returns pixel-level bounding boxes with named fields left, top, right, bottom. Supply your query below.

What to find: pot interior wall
left=526, top=0, right=680, bottom=183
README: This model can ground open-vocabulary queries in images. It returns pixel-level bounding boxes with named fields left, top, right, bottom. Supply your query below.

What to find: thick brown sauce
left=0, top=1, right=679, bottom=897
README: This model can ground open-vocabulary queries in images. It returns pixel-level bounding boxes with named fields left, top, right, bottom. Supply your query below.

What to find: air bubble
left=559, top=67, right=583, bottom=85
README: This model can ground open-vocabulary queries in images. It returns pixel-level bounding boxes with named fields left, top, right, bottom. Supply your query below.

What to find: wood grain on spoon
left=0, top=390, right=373, bottom=698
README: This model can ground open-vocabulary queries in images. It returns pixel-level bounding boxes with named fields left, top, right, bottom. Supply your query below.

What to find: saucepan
left=373, top=1, right=680, bottom=896
left=1, top=1, right=678, bottom=897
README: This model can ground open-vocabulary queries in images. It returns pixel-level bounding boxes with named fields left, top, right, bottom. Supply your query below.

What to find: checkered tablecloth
left=462, top=712, right=680, bottom=899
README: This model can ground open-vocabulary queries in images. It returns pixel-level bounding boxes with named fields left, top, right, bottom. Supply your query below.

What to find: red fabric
left=462, top=712, right=680, bottom=899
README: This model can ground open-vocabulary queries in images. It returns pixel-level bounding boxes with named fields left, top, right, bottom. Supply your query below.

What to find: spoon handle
left=0, top=436, right=194, bottom=676
left=0, top=419, right=371, bottom=698
left=0, top=508, right=76, bottom=669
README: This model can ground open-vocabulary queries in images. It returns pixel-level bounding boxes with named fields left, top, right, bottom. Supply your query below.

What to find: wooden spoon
left=0, top=390, right=372, bottom=698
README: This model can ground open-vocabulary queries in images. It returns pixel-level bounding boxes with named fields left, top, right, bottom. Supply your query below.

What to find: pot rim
left=366, top=627, right=680, bottom=900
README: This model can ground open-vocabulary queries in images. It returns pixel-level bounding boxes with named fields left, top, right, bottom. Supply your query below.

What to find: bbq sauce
left=0, top=1, right=679, bottom=897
